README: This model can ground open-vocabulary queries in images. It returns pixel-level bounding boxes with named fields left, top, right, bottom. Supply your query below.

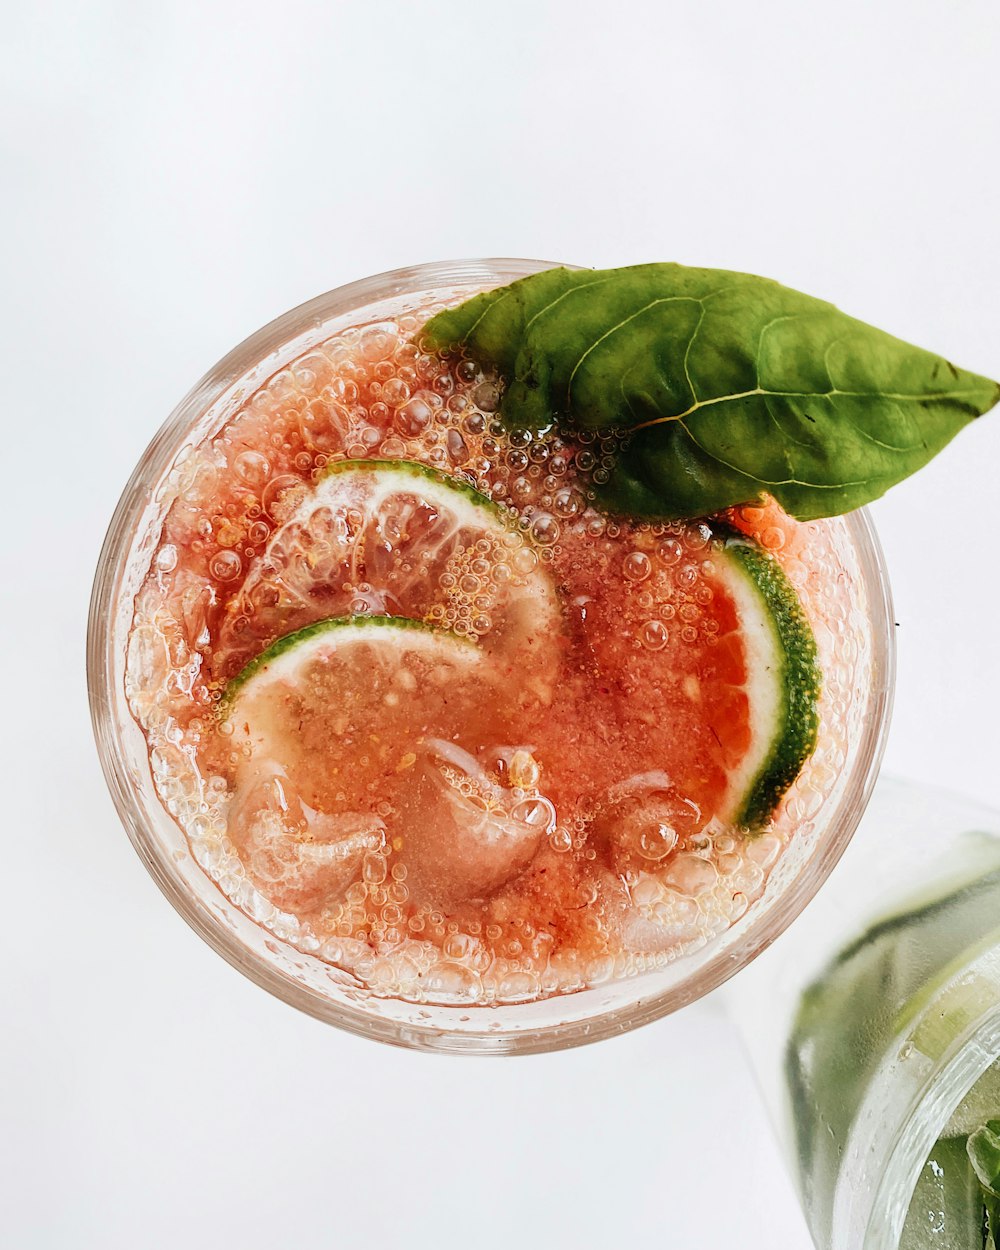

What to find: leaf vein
left=633, top=386, right=991, bottom=431
left=463, top=288, right=512, bottom=341
left=682, top=304, right=707, bottom=404
left=754, top=314, right=801, bottom=389
left=565, top=295, right=705, bottom=410
left=677, top=420, right=875, bottom=490
left=524, top=276, right=616, bottom=335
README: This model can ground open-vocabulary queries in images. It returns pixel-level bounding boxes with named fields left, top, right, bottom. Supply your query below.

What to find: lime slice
left=573, top=525, right=820, bottom=832
left=223, top=615, right=546, bottom=911
left=218, top=458, right=559, bottom=679
left=223, top=612, right=479, bottom=704
left=716, top=534, right=821, bottom=827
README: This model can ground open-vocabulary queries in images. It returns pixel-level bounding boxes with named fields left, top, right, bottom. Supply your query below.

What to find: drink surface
left=126, top=291, right=867, bottom=1006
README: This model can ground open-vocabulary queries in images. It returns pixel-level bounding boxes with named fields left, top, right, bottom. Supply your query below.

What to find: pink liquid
left=126, top=298, right=868, bottom=1005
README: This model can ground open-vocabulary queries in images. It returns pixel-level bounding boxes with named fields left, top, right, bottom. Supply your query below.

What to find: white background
left=3, top=3, right=999, bottom=1247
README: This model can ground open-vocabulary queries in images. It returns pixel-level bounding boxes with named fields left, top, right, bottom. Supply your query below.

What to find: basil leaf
left=987, top=1191, right=1000, bottom=1250
left=969, top=1121, right=1000, bottom=1199
left=424, top=264, right=999, bottom=521
left=899, top=1135, right=987, bottom=1249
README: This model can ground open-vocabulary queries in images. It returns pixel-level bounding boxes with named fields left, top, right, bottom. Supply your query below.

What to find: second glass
left=728, top=778, right=1000, bottom=1249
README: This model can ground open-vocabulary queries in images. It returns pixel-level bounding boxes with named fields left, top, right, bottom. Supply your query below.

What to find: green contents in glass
left=901, top=1104, right=1000, bottom=1249
left=787, top=833, right=1000, bottom=1248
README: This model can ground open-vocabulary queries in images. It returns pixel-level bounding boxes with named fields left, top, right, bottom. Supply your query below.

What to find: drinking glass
left=728, top=777, right=1000, bottom=1248
left=89, top=259, right=895, bottom=1053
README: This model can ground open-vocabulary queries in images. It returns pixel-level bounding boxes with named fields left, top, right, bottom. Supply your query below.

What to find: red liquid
left=126, top=304, right=862, bottom=1004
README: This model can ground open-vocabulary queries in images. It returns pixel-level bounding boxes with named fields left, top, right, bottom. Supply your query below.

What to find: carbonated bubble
left=512, top=547, right=538, bottom=575
left=641, top=620, right=669, bottom=650
left=553, top=487, right=584, bottom=518
left=382, top=377, right=410, bottom=407
left=623, top=551, right=651, bottom=582
left=510, top=797, right=556, bottom=831
left=395, top=396, right=433, bottom=436
left=659, top=538, right=683, bottom=565
left=234, top=450, right=270, bottom=486
left=210, top=550, right=242, bottom=581
left=530, top=514, right=560, bottom=545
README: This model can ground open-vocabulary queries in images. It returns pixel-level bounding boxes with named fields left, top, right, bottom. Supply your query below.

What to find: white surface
left=3, top=2, right=999, bottom=1247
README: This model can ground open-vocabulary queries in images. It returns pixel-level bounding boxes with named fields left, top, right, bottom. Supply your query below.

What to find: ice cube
left=591, top=771, right=703, bottom=876
left=394, top=740, right=552, bottom=908
left=229, top=769, right=385, bottom=912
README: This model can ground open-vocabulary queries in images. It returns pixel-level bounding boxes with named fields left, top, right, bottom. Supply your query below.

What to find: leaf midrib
left=629, top=384, right=992, bottom=432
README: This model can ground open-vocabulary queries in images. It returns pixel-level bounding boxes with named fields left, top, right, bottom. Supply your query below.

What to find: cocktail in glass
left=88, top=260, right=894, bottom=1052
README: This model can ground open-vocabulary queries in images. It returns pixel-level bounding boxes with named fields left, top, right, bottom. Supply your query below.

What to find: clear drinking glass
left=88, top=259, right=896, bottom=1054
left=727, top=777, right=1000, bottom=1248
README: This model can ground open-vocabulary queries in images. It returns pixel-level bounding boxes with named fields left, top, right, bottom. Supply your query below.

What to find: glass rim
left=87, top=257, right=897, bottom=1054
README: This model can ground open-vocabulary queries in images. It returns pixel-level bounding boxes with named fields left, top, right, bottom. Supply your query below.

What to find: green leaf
left=424, top=264, right=1000, bottom=521
left=899, top=1135, right=987, bottom=1249
left=986, top=1191, right=1000, bottom=1250
left=969, top=1121, right=1000, bottom=1199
